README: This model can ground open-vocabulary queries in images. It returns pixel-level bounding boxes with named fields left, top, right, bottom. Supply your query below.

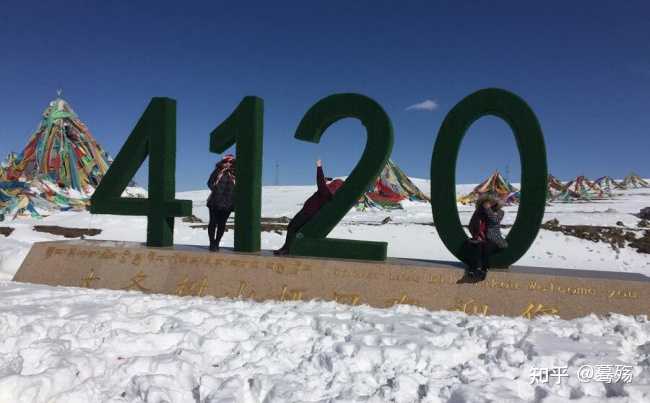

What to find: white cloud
left=406, top=99, right=438, bottom=112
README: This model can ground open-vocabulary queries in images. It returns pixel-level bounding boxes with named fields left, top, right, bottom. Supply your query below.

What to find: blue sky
left=1, top=1, right=649, bottom=191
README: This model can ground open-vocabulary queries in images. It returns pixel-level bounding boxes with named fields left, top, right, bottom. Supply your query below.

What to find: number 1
left=209, top=97, right=264, bottom=252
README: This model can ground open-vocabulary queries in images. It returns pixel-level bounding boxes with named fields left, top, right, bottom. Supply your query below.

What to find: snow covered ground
left=1, top=182, right=650, bottom=402
left=2, top=281, right=650, bottom=402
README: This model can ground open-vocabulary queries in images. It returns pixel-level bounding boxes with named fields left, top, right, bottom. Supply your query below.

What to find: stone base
left=12, top=240, right=650, bottom=320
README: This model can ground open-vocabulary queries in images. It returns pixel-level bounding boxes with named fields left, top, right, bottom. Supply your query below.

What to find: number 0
left=431, top=88, right=548, bottom=267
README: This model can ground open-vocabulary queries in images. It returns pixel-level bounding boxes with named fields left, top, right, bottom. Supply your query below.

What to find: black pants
left=208, top=207, right=232, bottom=247
left=278, top=210, right=313, bottom=251
left=465, top=240, right=499, bottom=271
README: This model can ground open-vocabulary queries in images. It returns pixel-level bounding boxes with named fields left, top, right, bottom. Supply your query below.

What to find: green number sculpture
left=431, top=88, right=548, bottom=267
left=209, top=97, right=264, bottom=252
left=90, top=98, right=192, bottom=247
left=289, top=94, right=394, bottom=260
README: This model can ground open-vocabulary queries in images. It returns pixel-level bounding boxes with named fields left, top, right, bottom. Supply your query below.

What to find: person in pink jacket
left=206, top=154, right=236, bottom=251
left=274, top=159, right=343, bottom=255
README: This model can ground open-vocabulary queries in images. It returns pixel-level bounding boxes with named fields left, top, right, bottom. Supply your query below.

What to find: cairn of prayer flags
left=0, top=94, right=112, bottom=219
left=457, top=171, right=519, bottom=205
left=357, top=159, right=430, bottom=210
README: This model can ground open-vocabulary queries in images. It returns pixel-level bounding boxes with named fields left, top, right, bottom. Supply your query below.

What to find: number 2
left=289, top=94, right=394, bottom=261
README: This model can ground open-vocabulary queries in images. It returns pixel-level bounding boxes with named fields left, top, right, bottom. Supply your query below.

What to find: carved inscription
left=28, top=243, right=650, bottom=320
left=333, top=292, right=361, bottom=305
left=450, top=298, right=489, bottom=315
left=175, top=276, right=209, bottom=297
left=279, top=285, right=305, bottom=301
left=608, top=289, right=639, bottom=300
left=122, top=271, right=150, bottom=292
left=80, top=269, right=100, bottom=288
left=528, top=281, right=595, bottom=296
left=386, top=293, right=420, bottom=307
left=235, top=281, right=256, bottom=299
left=521, top=303, right=560, bottom=319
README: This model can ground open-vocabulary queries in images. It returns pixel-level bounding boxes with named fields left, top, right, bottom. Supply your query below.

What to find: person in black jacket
left=206, top=154, right=236, bottom=251
left=465, top=194, right=508, bottom=280
left=274, top=159, right=343, bottom=255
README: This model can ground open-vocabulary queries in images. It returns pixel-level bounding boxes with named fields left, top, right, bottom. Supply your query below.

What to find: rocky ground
left=0, top=227, right=14, bottom=237
left=541, top=208, right=650, bottom=254
left=32, top=225, right=102, bottom=238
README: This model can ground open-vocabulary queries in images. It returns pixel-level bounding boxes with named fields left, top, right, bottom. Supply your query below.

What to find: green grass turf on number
left=289, top=94, right=394, bottom=261
left=90, top=98, right=192, bottom=247
left=209, top=97, right=264, bottom=253
left=90, top=89, right=547, bottom=266
left=431, top=88, right=548, bottom=268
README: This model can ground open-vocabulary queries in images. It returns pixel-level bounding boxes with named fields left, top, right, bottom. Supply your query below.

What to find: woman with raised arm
left=206, top=154, right=236, bottom=251
left=274, top=159, right=343, bottom=255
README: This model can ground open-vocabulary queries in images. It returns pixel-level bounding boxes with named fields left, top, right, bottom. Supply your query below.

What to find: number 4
left=90, top=98, right=192, bottom=247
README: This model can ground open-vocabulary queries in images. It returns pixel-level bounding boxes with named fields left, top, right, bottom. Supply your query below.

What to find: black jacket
left=207, top=168, right=235, bottom=210
left=483, top=207, right=507, bottom=248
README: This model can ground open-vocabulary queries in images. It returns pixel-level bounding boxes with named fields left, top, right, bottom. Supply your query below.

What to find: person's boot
left=209, top=241, right=218, bottom=252
left=461, top=266, right=485, bottom=283
left=273, top=246, right=289, bottom=255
